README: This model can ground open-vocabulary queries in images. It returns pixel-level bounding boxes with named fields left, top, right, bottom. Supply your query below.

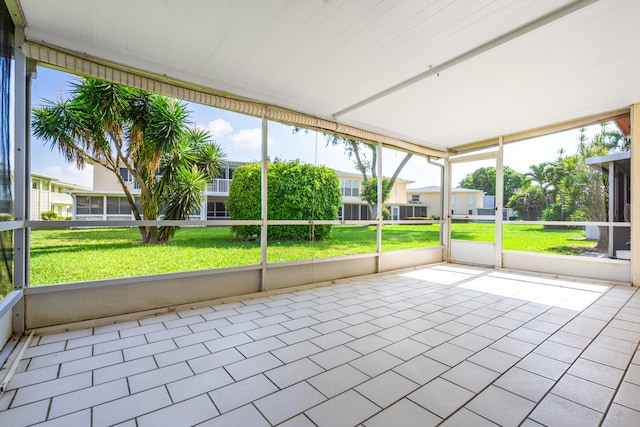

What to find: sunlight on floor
left=401, top=264, right=610, bottom=312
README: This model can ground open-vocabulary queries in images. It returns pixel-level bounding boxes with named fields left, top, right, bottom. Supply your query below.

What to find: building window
left=341, top=179, right=360, bottom=197
left=342, top=203, right=370, bottom=220
left=76, top=196, right=104, bottom=215
left=32, top=182, right=38, bottom=189
left=119, top=167, right=131, bottom=182
left=451, top=194, right=456, bottom=205
left=207, top=201, right=228, bottom=218
left=360, top=205, right=369, bottom=220
left=469, top=209, right=473, bottom=215
left=400, top=205, right=428, bottom=218
left=411, top=195, right=419, bottom=203
left=467, top=194, right=474, bottom=205
left=107, top=197, right=132, bottom=215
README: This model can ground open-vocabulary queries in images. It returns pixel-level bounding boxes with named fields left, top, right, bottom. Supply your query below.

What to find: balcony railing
left=50, top=192, right=73, bottom=204
left=207, top=179, right=231, bottom=193
left=129, top=178, right=231, bottom=194
left=31, top=190, right=74, bottom=206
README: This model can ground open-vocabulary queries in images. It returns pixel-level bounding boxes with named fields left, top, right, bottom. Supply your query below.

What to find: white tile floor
left=1, top=264, right=640, bottom=426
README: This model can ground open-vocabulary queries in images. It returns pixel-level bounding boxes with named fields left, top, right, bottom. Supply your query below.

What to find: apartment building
left=71, top=163, right=446, bottom=221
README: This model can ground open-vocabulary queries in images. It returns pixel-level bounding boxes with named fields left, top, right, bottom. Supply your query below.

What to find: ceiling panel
left=339, top=0, right=640, bottom=148
left=15, top=0, right=639, bottom=151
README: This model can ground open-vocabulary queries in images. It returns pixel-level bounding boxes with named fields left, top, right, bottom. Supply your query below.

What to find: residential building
left=336, top=170, right=417, bottom=220
left=73, top=164, right=428, bottom=221
left=405, top=186, right=484, bottom=218
left=30, top=173, right=87, bottom=219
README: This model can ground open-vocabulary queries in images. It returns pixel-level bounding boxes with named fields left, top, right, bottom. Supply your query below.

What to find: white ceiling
left=12, top=0, right=640, bottom=152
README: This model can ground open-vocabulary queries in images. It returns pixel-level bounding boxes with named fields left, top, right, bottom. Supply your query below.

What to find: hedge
left=227, top=161, right=342, bottom=240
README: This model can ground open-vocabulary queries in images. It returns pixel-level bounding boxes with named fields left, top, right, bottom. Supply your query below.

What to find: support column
left=376, top=142, right=382, bottom=272
left=495, top=137, right=504, bottom=268
left=443, top=158, right=452, bottom=262
left=12, top=26, right=27, bottom=334
left=608, top=161, right=615, bottom=258
left=260, top=117, right=268, bottom=291
left=631, top=104, right=640, bottom=285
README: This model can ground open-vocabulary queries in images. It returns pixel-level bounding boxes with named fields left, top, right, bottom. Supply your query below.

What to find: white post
left=608, top=161, right=615, bottom=258
left=260, top=116, right=268, bottom=291
left=443, top=158, right=452, bottom=262
left=13, top=26, right=27, bottom=289
left=376, top=142, right=383, bottom=272
left=495, top=136, right=504, bottom=268
left=12, top=26, right=30, bottom=334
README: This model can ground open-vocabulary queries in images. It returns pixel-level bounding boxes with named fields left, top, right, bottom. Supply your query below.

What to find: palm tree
left=525, top=163, right=554, bottom=216
left=32, top=78, right=225, bottom=243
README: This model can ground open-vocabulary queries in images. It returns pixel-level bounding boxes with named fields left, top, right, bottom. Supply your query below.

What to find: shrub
left=227, top=161, right=342, bottom=240
left=41, top=211, right=58, bottom=220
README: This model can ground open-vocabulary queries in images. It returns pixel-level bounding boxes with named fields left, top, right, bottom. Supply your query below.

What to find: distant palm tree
left=525, top=163, right=554, bottom=215
left=32, top=78, right=225, bottom=243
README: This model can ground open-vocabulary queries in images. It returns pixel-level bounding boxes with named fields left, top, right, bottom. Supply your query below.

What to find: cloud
left=230, top=128, right=274, bottom=150
left=40, top=164, right=94, bottom=189
left=200, top=119, right=233, bottom=137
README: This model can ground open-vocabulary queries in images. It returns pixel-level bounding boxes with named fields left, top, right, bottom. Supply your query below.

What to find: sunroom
left=1, top=0, right=639, bottom=425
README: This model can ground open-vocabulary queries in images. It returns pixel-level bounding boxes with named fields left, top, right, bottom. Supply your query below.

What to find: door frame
left=444, top=139, right=504, bottom=267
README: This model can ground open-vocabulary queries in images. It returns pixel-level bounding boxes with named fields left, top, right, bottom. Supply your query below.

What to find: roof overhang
left=586, top=151, right=631, bottom=175
left=6, top=0, right=639, bottom=155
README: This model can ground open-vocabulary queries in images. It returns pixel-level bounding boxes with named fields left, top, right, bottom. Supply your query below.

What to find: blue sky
left=30, top=66, right=593, bottom=190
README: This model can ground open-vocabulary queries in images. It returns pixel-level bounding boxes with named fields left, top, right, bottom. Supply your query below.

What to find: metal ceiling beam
left=333, top=0, right=599, bottom=119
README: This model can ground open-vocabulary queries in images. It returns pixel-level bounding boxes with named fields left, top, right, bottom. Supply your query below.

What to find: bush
left=41, top=211, right=58, bottom=220
left=227, top=161, right=342, bottom=240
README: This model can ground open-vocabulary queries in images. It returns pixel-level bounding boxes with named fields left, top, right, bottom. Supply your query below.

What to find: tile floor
left=1, top=264, right=640, bottom=426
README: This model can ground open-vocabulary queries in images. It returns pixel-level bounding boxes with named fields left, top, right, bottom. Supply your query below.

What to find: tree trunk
left=367, top=203, right=376, bottom=221
left=139, top=226, right=162, bottom=244
left=595, top=226, right=609, bottom=252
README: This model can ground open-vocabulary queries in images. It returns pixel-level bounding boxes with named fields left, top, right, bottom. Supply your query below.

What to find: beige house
left=406, top=186, right=484, bottom=218
left=336, top=170, right=418, bottom=220
left=30, top=173, right=86, bottom=219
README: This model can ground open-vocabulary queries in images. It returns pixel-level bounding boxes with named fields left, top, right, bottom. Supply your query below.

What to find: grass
left=502, top=224, right=597, bottom=255
left=30, top=223, right=596, bottom=286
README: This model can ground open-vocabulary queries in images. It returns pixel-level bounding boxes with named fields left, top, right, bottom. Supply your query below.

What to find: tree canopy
left=507, top=124, right=627, bottom=250
left=458, top=166, right=524, bottom=205
left=227, top=160, right=341, bottom=240
left=32, top=78, right=226, bottom=243
left=294, top=129, right=412, bottom=219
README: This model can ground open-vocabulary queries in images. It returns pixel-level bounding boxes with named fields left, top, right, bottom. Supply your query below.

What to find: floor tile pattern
left=1, top=264, right=639, bottom=426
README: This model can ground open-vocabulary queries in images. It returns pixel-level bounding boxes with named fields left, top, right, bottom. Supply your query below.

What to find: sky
left=29, top=66, right=598, bottom=190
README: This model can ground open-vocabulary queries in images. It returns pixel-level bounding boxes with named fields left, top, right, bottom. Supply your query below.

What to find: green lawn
left=451, top=222, right=596, bottom=254
left=30, top=223, right=596, bottom=286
